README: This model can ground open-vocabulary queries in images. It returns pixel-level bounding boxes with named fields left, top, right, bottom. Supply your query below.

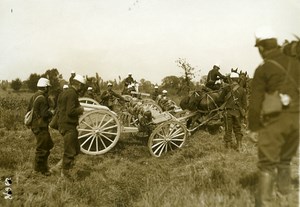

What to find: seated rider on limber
left=206, top=64, right=227, bottom=90
left=100, top=82, right=126, bottom=111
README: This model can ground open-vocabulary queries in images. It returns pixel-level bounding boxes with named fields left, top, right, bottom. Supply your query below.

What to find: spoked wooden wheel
left=148, top=120, right=187, bottom=157
left=78, top=109, right=121, bottom=155
left=79, top=97, right=100, bottom=105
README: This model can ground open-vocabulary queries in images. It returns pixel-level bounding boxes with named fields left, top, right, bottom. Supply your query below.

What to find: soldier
left=63, top=84, right=69, bottom=91
left=84, top=86, right=95, bottom=99
left=248, top=27, right=299, bottom=206
left=69, top=71, right=76, bottom=85
left=124, top=73, right=135, bottom=86
left=219, top=72, right=247, bottom=151
left=206, top=64, right=227, bottom=90
left=151, top=85, right=160, bottom=101
left=27, top=77, right=54, bottom=176
left=100, top=82, right=126, bottom=111
left=54, top=74, right=86, bottom=179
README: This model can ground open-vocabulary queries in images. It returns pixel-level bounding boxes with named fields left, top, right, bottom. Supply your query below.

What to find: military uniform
left=151, top=89, right=159, bottom=101
left=57, top=87, right=83, bottom=171
left=28, top=91, right=54, bottom=174
left=206, top=68, right=226, bottom=90
left=219, top=82, right=247, bottom=150
left=124, top=76, right=134, bottom=86
left=248, top=48, right=299, bottom=206
left=100, top=89, right=124, bottom=111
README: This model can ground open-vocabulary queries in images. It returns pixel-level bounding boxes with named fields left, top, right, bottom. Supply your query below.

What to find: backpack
left=24, top=95, right=43, bottom=127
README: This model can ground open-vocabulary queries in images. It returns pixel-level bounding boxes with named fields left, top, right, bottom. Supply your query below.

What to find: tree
left=175, top=58, right=195, bottom=92
left=26, top=73, right=41, bottom=92
left=11, top=78, right=22, bottom=91
left=139, top=78, right=152, bottom=93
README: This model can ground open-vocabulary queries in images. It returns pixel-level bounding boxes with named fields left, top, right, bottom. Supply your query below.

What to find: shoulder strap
left=265, top=59, right=299, bottom=92
left=32, top=95, right=44, bottom=110
left=225, top=84, right=239, bottom=101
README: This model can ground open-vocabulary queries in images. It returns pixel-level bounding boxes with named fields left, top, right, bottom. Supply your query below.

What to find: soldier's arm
left=66, top=93, right=83, bottom=117
left=37, top=96, right=52, bottom=118
left=112, top=91, right=124, bottom=100
left=248, top=67, right=266, bottom=131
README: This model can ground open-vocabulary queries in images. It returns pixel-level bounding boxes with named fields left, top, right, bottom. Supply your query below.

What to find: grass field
left=0, top=90, right=299, bottom=207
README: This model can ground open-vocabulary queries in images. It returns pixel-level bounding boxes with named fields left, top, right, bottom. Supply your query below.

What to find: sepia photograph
left=0, top=0, right=299, bottom=206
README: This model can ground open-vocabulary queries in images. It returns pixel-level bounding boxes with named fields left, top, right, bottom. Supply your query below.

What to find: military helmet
left=255, top=26, right=277, bottom=47
left=37, top=78, right=51, bottom=87
left=73, top=74, right=86, bottom=84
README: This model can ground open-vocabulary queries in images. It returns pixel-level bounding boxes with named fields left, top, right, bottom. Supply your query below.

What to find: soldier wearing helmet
left=151, top=85, right=160, bottom=101
left=124, top=73, right=134, bottom=85
left=53, top=74, right=86, bottom=179
left=69, top=71, right=76, bottom=85
left=27, top=77, right=54, bottom=176
left=100, top=82, right=126, bottom=111
left=84, top=86, right=95, bottom=99
left=219, top=72, right=247, bottom=151
left=205, top=64, right=226, bottom=90
left=248, top=27, right=300, bottom=206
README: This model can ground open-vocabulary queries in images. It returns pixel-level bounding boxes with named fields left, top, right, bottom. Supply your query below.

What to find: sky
left=0, top=0, right=300, bottom=84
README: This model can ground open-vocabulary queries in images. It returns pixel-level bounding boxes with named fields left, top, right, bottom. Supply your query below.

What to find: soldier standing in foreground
left=56, top=74, right=86, bottom=179
left=248, top=28, right=299, bottom=206
left=27, top=77, right=54, bottom=176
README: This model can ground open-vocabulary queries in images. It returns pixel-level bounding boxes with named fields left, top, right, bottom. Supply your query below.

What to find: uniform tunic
left=27, top=91, right=53, bottom=173
left=57, top=87, right=83, bottom=170
left=248, top=48, right=299, bottom=172
left=219, top=82, right=247, bottom=145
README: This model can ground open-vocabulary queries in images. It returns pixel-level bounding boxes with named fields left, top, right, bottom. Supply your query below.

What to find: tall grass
left=0, top=92, right=298, bottom=207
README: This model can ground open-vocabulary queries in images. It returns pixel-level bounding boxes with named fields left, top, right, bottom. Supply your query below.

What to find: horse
left=180, top=87, right=225, bottom=134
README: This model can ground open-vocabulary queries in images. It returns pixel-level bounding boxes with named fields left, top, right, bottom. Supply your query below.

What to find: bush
left=11, top=78, right=22, bottom=91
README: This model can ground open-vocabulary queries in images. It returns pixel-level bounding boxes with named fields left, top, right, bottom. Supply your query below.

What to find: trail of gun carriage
left=0, top=40, right=299, bottom=206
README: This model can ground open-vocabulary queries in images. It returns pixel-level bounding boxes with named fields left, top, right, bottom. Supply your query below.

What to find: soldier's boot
left=276, top=167, right=291, bottom=207
left=255, top=171, right=275, bottom=207
left=49, top=160, right=63, bottom=175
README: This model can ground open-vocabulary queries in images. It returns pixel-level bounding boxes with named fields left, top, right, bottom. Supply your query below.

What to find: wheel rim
left=78, top=109, right=120, bottom=155
left=148, top=120, right=187, bottom=157
left=79, top=97, right=100, bottom=105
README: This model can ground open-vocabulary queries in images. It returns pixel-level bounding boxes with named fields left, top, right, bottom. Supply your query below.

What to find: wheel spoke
left=99, top=137, right=107, bottom=148
left=170, top=137, right=185, bottom=142
left=78, top=132, right=93, bottom=139
left=170, top=140, right=181, bottom=148
left=170, top=132, right=185, bottom=139
left=153, top=142, right=165, bottom=154
left=152, top=140, right=164, bottom=148
left=152, top=138, right=165, bottom=142
left=101, top=124, right=118, bottom=131
left=95, top=136, right=99, bottom=152
left=82, top=120, right=93, bottom=129
left=99, top=118, right=114, bottom=129
left=168, top=142, right=174, bottom=151
left=88, top=136, right=96, bottom=151
left=157, top=132, right=166, bottom=138
left=98, top=114, right=106, bottom=128
left=169, top=127, right=182, bottom=136
left=158, top=143, right=166, bottom=156
left=100, top=133, right=114, bottom=143
left=80, top=134, right=93, bottom=146
left=101, top=131, right=118, bottom=136
left=78, top=128, right=93, bottom=132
